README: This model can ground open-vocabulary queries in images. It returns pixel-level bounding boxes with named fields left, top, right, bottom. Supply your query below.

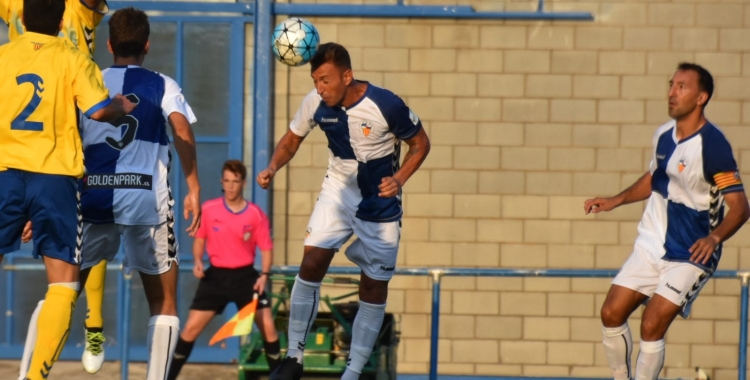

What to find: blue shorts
left=0, top=169, right=81, bottom=264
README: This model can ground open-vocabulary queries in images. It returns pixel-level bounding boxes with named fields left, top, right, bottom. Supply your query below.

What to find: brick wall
left=265, top=1, right=750, bottom=378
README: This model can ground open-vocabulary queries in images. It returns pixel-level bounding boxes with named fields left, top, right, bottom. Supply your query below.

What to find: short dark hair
left=109, top=7, right=150, bottom=58
left=23, top=0, right=65, bottom=36
left=222, top=159, right=246, bottom=180
left=677, top=62, right=714, bottom=107
left=310, top=42, right=352, bottom=73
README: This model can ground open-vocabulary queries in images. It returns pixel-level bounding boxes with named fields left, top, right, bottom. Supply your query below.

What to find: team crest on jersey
left=678, top=159, right=687, bottom=173
left=360, top=121, right=372, bottom=137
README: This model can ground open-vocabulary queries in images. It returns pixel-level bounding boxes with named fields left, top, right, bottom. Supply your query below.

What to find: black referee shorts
left=189, top=264, right=271, bottom=314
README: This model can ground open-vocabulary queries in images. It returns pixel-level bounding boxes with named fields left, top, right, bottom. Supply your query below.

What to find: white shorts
left=612, top=244, right=710, bottom=318
left=304, top=189, right=401, bottom=281
left=81, top=222, right=178, bottom=275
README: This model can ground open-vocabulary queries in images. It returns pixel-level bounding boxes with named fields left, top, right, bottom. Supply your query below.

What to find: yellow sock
left=26, top=284, right=77, bottom=380
left=85, top=260, right=107, bottom=329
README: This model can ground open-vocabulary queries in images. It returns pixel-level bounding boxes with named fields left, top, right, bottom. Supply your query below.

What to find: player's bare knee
left=299, top=248, right=333, bottom=281
left=359, top=276, right=388, bottom=304
left=600, top=303, right=626, bottom=327
left=639, top=318, right=667, bottom=341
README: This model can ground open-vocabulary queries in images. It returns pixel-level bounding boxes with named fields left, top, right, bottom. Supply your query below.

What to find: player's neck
left=674, top=111, right=707, bottom=140
left=113, top=55, right=145, bottom=67
left=340, top=81, right=367, bottom=108
left=224, top=197, right=246, bottom=212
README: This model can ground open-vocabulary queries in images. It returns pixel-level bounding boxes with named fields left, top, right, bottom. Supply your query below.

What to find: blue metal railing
left=111, top=1, right=594, bottom=20
left=2, top=262, right=749, bottom=380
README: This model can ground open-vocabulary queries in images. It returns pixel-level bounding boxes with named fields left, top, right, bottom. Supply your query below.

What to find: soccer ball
left=272, top=17, right=320, bottom=67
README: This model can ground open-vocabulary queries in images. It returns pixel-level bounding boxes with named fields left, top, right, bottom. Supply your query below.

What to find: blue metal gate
left=0, top=6, right=251, bottom=365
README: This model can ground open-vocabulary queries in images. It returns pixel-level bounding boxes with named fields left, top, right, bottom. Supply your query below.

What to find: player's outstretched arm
left=168, top=112, right=201, bottom=236
left=380, top=128, right=431, bottom=198
left=584, top=171, right=652, bottom=215
left=89, top=93, right=136, bottom=122
left=256, top=130, right=305, bottom=190
left=689, top=191, right=750, bottom=264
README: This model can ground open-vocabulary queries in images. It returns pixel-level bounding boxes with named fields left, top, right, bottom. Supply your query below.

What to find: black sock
left=167, top=337, right=195, bottom=380
left=264, top=339, right=281, bottom=373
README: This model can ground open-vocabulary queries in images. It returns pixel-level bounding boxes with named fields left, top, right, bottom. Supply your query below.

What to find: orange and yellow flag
left=209, top=293, right=259, bottom=346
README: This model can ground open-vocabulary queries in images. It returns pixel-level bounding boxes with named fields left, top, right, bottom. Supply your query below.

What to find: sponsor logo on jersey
left=83, top=173, right=153, bottom=190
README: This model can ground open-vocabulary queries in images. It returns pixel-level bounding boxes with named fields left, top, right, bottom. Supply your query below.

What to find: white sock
left=18, top=300, right=44, bottom=380
left=286, top=275, right=321, bottom=364
left=146, top=315, right=180, bottom=380
left=635, top=339, right=665, bottom=380
left=602, top=323, right=633, bottom=380
left=341, top=301, right=386, bottom=380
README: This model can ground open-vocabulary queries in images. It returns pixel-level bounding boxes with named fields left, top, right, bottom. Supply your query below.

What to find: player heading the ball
left=257, top=42, right=431, bottom=380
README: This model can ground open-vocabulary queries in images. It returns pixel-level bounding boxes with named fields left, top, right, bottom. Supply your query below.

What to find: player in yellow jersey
left=0, top=0, right=107, bottom=57
left=3, top=0, right=113, bottom=374
left=0, top=0, right=135, bottom=379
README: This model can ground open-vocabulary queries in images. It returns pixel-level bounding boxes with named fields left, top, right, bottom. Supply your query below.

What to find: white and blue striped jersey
left=291, top=83, right=422, bottom=223
left=79, top=65, right=197, bottom=225
left=636, top=121, right=743, bottom=273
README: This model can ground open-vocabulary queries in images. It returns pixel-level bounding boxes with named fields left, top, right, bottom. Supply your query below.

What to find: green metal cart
left=238, top=275, right=400, bottom=380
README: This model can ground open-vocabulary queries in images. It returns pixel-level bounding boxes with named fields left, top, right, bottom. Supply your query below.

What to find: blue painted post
left=172, top=20, right=184, bottom=241
left=228, top=20, right=246, bottom=161
left=252, top=0, right=274, bottom=216
left=429, top=271, right=443, bottom=380
left=5, top=256, right=14, bottom=345
left=740, top=274, right=749, bottom=380
left=120, top=272, right=133, bottom=380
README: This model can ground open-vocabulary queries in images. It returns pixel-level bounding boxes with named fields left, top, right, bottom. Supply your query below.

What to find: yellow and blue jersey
left=0, top=32, right=111, bottom=177
left=0, top=0, right=108, bottom=57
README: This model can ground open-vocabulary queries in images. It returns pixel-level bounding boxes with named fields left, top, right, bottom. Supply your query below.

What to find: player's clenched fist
left=583, top=197, right=620, bottom=215
left=256, top=167, right=276, bottom=189
left=378, top=176, right=402, bottom=198
left=193, top=260, right=205, bottom=279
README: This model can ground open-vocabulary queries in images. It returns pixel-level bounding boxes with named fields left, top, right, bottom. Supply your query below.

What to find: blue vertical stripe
left=651, top=128, right=676, bottom=198
left=80, top=143, right=119, bottom=222
left=122, top=67, right=168, bottom=145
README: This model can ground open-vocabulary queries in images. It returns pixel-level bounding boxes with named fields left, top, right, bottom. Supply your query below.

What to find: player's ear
left=697, top=91, right=708, bottom=107
left=143, top=41, right=150, bottom=56
left=342, top=68, right=353, bottom=86
left=107, top=39, right=113, bottom=54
